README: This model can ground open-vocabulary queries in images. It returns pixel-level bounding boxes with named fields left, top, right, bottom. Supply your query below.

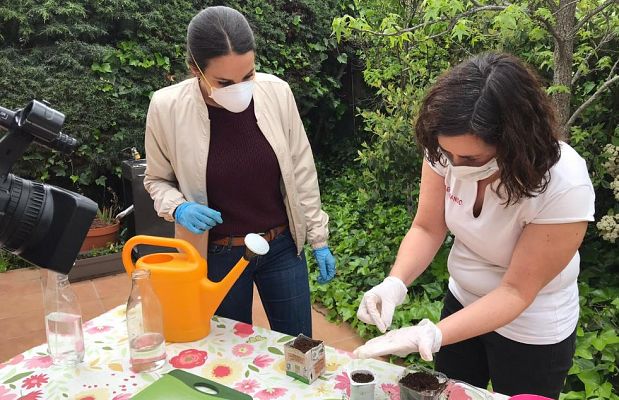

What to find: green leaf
left=248, top=364, right=259, bottom=373
left=592, top=329, right=619, bottom=351
left=577, top=369, right=601, bottom=395
left=277, top=335, right=295, bottom=343
left=3, top=371, right=33, bottom=384
left=267, top=346, right=283, bottom=355
left=546, top=84, right=570, bottom=95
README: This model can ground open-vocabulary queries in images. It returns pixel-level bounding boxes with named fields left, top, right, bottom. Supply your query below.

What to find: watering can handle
left=122, top=235, right=203, bottom=276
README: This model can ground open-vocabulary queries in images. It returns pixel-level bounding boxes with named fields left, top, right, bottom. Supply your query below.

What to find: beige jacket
left=143, top=73, right=329, bottom=259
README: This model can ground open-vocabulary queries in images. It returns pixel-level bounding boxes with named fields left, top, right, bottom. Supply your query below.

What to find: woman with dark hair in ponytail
left=354, top=53, right=594, bottom=398
left=143, top=6, right=336, bottom=338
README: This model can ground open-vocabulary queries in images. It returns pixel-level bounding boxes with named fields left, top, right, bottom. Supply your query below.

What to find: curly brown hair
left=415, top=52, right=561, bottom=205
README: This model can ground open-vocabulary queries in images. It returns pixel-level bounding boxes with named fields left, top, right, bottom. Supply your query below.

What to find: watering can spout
left=201, top=233, right=270, bottom=323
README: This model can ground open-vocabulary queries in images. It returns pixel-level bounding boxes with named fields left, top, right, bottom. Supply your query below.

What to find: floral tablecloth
left=0, top=306, right=506, bottom=400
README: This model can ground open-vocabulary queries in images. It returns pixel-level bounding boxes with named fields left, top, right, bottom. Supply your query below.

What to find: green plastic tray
left=131, top=369, right=253, bottom=399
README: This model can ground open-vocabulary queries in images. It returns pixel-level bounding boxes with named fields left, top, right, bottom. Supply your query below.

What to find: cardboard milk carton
left=284, top=334, right=326, bottom=384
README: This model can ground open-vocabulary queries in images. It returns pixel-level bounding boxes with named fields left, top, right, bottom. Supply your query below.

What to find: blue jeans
left=206, top=229, right=312, bottom=337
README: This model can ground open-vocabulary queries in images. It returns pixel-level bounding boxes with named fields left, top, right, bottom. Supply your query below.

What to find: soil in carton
left=290, top=335, right=322, bottom=353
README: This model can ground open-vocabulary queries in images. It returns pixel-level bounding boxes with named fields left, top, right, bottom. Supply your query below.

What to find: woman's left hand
left=313, top=246, right=336, bottom=284
left=353, top=319, right=442, bottom=361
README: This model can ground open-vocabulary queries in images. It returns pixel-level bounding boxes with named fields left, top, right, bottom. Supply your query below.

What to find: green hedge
left=0, top=0, right=345, bottom=204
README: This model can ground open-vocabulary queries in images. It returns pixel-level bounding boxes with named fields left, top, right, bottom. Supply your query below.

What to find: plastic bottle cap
left=244, top=233, right=269, bottom=255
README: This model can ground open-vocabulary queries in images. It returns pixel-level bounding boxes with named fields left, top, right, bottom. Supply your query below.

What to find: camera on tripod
left=0, top=100, right=98, bottom=274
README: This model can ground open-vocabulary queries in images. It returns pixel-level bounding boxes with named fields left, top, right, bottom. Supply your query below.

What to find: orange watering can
left=122, top=234, right=269, bottom=343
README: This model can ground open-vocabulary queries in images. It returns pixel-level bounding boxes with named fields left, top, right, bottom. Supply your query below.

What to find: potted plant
left=70, top=188, right=125, bottom=282
left=80, top=188, right=121, bottom=253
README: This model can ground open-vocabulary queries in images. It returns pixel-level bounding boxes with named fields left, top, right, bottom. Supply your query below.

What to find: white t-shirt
left=428, top=142, right=595, bottom=344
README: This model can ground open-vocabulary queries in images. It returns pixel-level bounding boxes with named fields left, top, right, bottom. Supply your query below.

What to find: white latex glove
left=356, top=276, right=408, bottom=333
left=353, top=319, right=442, bottom=361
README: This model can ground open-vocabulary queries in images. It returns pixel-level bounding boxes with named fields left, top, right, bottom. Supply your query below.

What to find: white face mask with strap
left=448, top=157, right=499, bottom=181
left=191, top=53, right=255, bottom=113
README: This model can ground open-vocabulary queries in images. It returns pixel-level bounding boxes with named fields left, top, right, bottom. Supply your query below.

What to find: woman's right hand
left=357, top=276, right=408, bottom=333
left=174, top=202, right=223, bottom=234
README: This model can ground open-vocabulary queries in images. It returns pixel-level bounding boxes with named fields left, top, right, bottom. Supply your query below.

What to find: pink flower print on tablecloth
left=233, top=379, right=260, bottom=394
left=233, top=322, right=254, bottom=338
left=170, top=349, right=208, bottom=369
left=252, top=354, right=274, bottom=368
left=21, top=374, right=48, bottom=390
left=15, top=390, right=41, bottom=400
left=112, top=394, right=132, bottom=400
left=85, top=325, right=112, bottom=334
left=23, top=356, right=52, bottom=369
left=231, top=343, right=254, bottom=357
left=0, top=355, right=24, bottom=370
left=334, top=371, right=351, bottom=397
left=254, top=387, right=287, bottom=400
left=0, top=386, right=17, bottom=400
left=381, top=383, right=400, bottom=400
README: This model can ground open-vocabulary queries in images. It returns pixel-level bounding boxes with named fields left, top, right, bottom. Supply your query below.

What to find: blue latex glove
left=313, top=246, right=336, bottom=284
left=174, top=202, right=223, bottom=234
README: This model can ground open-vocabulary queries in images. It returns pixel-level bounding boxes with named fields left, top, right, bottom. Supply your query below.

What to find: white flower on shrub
left=602, top=144, right=619, bottom=176
left=610, top=175, right=619, bottom=201
left=596, top=214, right=619, bottom=243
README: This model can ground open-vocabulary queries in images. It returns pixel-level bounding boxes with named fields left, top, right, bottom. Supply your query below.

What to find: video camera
left=0, top=100, right=98, bottom=274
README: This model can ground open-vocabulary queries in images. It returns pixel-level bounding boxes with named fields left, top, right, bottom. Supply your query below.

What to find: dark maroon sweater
left=206, top=100, right=288, bottom=241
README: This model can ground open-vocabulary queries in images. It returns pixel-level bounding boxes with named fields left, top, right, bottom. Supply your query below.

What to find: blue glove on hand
left=313, top=246, right=336, bottom=284
left=174, top=202, right=223, bottom=234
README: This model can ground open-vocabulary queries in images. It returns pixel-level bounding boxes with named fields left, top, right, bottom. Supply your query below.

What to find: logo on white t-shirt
left=446, top=185, right=463, bottom=206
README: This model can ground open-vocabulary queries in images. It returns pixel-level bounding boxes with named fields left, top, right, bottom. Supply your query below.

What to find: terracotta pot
left=80, top=221, right=120, bottom=253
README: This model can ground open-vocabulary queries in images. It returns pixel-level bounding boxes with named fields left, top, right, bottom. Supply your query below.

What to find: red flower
left=334, top=372, right=351, bottom=397
left=233, top=322, right=254, bottom=338
left=17, top=390, right=42, bottom=400
left=212, top=365, right=231, bottom=378
left=169, top=349, right=208, bottom=369
left=21, top=375, right=48, bottom=390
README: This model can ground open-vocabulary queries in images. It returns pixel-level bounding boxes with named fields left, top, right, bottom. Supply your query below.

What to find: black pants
left=435, top=291, right=576, bottom=399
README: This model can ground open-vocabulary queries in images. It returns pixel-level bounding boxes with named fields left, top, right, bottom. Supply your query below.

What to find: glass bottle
left=44, top=269, right=85, bottom=366
left=126, top=269, right=166, bottom=372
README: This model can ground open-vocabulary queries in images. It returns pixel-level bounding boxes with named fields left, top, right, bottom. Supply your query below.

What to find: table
left=0, top=306, right=507, bottom=399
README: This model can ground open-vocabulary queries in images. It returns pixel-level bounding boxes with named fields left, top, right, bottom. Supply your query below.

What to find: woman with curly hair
left=354, top=53, right=594, bottom=398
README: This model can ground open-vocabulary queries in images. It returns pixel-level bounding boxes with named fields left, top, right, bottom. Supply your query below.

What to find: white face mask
left=191, top=53, right=255, bottom=113
left=206, top=80, right=254, bottom=113
left=448, top=157, right=499, bottom=181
